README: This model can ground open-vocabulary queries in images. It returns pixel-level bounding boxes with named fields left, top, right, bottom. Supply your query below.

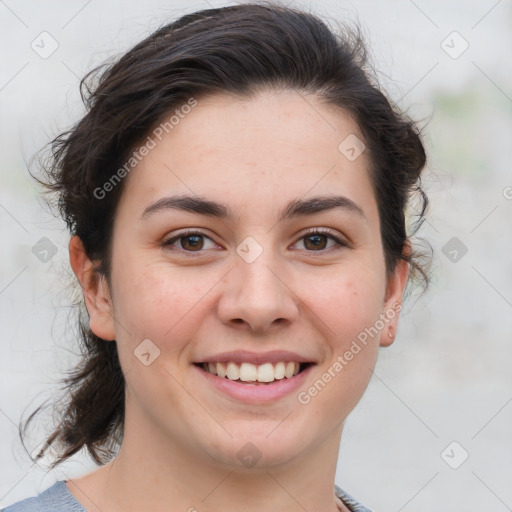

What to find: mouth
left=192, top=350, right=316, bottom=403
left=195, top=361, right=313, bottom=385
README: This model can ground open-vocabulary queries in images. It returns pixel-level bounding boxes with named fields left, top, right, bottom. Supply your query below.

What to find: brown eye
left=180, top=234, right=204, bottom=251
left=163, top=230, right=218, bottom=253
left=295, top=229, right=348, bottom=252
left=303, top=233, right=328, bottom=250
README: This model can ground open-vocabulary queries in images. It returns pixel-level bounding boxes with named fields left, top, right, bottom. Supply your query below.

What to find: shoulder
left=1, top=481, right=85, bottom=512
left=335, top=485, right=375, bottom=512
left=3, top=481, right=369, bottom=512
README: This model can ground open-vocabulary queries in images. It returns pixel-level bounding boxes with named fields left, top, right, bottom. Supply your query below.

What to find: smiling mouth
left=195, top=361, right=313, bottom=385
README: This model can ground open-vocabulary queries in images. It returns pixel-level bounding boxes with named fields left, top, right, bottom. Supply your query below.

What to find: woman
left=3, top=3, right=429, bottom=511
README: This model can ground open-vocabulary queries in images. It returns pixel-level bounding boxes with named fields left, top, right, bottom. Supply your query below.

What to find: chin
left=200, top=427, right=306, bottom=471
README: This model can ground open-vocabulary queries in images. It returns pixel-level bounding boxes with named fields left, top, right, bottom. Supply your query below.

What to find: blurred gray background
left=1, top=1, right=511, bottom=511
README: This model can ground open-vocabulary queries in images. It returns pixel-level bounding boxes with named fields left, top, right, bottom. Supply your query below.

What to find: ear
left=379, top=242, right=410, bottom=347
left=69, top=235, right=116, bottom=341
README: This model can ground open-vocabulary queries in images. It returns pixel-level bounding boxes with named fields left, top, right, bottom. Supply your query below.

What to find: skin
left=68, top=89, right=409, bottom=512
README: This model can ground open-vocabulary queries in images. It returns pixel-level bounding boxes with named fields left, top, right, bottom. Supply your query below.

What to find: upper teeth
left=204, top=361, right=301, bottom=383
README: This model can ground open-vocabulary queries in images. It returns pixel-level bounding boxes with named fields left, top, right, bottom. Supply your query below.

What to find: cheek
left=299, top=267, right=384, bottom=404
left=306, top=265, right=385, bottom=343
left=328, top=270, right=385, bottom=377
left=111, top=258, right=216, bottom=346
left=110, top=261, right=209, bottom=400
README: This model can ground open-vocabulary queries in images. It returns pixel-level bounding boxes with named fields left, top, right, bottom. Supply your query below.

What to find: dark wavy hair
left=21, top=2, right=431, bottom=469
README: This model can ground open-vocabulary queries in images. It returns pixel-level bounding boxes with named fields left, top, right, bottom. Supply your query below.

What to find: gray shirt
left=2, top=480, right=373, bottom=511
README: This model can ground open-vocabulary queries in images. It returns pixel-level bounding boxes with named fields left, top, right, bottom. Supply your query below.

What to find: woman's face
left=81, top=90, right=408, bottom=470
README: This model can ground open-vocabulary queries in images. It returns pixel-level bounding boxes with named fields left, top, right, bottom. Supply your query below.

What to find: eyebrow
left=141, top=194, right=366, bottom=222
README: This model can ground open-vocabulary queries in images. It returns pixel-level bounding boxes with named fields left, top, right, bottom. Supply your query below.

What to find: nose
left=217, top=251, right=300, bottom=333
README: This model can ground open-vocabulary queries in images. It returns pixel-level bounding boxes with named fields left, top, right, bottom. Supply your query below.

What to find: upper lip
left=196, top=350, right=315, bottom=365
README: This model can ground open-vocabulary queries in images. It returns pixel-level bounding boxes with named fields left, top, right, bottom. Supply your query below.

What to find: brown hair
left=22, top=2, right=430, bottom=469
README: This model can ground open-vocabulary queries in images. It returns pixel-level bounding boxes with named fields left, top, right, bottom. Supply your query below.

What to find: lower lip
left=193, top=364, right=314, bottom=404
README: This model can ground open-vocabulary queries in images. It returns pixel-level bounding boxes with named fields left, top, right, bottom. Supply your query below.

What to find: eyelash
left=162, top=228, right=348, bottom=255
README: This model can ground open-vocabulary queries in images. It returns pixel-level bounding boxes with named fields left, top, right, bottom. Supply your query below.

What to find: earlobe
left=380, top=249, right=410, bottom=347
left=68, top=236, right=117, bottom=341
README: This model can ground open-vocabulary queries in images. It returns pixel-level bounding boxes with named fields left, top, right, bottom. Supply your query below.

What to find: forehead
left=162, top=90, right=363, bottom=168
left=117, top=90, right=377, bottom=224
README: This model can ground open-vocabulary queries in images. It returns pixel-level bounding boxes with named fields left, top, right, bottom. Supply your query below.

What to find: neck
left=67, top=404, right=346, bottom=512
